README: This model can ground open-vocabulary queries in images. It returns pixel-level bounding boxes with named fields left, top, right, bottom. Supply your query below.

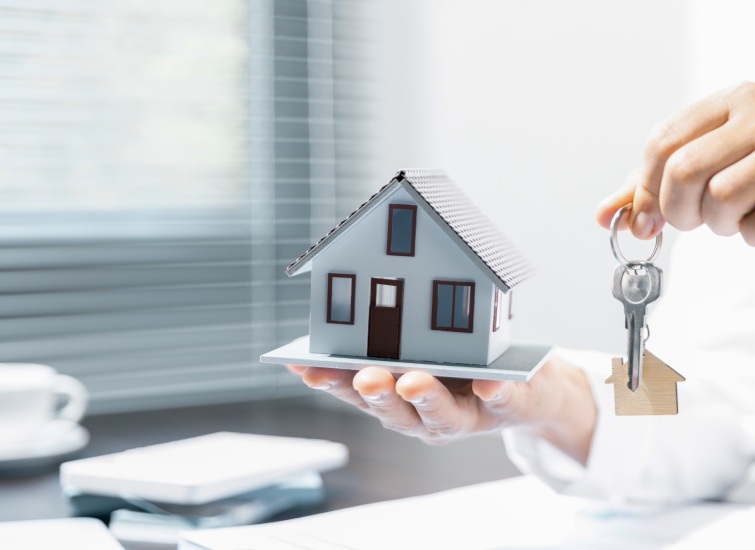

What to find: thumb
left=595, top=168, right=639, bottom=230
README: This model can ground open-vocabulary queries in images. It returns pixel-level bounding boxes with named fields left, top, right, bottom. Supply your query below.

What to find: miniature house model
left=285, top=169, right=534, bottom=366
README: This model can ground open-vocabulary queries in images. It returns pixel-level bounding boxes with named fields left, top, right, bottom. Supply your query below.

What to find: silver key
left=612, top=263, right=662, bottom=392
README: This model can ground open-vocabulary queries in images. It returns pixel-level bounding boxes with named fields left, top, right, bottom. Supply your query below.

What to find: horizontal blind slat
left=0, top=0, right=372, bottom=413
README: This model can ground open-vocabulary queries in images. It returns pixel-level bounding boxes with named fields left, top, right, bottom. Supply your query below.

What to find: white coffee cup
left=0, top=364, right=88, bottom=445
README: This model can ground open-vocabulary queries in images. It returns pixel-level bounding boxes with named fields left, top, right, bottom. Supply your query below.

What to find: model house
left=285, top=169, right=534, bottom=366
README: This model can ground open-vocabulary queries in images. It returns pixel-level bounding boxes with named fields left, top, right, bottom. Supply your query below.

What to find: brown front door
left=367, top=278, right=404, bottom=359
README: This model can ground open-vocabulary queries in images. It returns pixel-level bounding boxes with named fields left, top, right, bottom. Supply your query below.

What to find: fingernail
left=480, top=392, right=501, bottom=402
left=308, top=382, right=333, bottom=391
left=633, top=212, right=655, bottom=239
left=361, top=392, right=387, bottom=404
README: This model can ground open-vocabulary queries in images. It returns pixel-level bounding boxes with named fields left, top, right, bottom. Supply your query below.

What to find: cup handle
left=53, top=375, right=89, bottom=424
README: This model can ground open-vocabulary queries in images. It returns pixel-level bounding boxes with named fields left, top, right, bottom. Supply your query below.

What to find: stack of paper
left=60, top=432, right=348, bottom=549
left=178, top=476, right=752, bottom=550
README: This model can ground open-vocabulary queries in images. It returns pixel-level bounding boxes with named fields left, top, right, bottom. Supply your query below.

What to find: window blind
left=0, top=0, right=373, bottom=414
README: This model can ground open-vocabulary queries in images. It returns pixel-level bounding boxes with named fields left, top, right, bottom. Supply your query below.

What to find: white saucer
left=0, top=419, right=89, bottom=472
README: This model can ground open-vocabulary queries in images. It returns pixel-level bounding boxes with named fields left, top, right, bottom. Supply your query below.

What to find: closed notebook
left=60, top=432, right=348, bottom=505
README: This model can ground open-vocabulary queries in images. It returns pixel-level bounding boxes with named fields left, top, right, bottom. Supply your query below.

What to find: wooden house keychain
left=605, top=205, right=685, bottom=415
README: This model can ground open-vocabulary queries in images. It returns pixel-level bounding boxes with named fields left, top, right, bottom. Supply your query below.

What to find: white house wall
left=309, top=185, right=510, bottom=366
left=487, top=290, right=513, bottom=364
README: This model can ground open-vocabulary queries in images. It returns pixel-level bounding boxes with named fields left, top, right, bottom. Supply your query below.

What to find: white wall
left=369, top=0, right=690, bottom=353
left=688, top=0, right=755, bottom=98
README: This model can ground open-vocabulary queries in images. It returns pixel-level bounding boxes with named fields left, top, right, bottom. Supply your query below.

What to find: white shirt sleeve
left=503, top=228, right=755, bottom=505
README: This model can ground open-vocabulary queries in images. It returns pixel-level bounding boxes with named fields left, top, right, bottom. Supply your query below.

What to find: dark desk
left=0, top=397, right=521, bottom=522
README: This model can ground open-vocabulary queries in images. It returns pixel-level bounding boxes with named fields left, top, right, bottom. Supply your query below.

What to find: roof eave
left=397, top=178, right=513, bottom=294
left=285, top=179, right=401, bottom=277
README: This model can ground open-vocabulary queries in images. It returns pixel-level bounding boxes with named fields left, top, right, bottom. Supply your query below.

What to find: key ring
left=610, top=204, right=662, bottom=268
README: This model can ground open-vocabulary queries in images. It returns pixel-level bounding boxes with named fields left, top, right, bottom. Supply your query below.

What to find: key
left=612, top=263, right=662, bottom=392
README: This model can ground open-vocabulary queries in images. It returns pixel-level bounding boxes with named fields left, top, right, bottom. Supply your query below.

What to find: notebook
left=60, top=432, right=348, bottom=505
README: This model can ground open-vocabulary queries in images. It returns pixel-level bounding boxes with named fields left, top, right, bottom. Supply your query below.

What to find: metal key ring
left=610, top=204, right=662, bottom=268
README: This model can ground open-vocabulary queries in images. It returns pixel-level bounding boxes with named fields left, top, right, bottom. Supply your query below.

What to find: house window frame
left=386, top=204, right=417, bottom=256
left=431, top=280, right=475, bottom=333
left=327, top=273, right=356, bottom=324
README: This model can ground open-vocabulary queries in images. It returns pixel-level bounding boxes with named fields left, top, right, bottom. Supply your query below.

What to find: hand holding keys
left=606, top=205, right=684, bottom=415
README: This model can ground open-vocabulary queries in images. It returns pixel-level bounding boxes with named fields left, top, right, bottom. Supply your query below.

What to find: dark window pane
left=330, top=276, right=353, bottom=322
left=453, top=284, right=471, bottom=329
left=436, top=284, right=453, bottom=328
left=389, top=207, right=414, bottom=254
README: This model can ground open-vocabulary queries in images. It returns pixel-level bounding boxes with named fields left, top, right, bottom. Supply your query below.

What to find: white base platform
left=260, top=336, right=552, bottom=382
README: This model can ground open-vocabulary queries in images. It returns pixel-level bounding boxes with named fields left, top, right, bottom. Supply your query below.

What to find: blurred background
left=1, top=0, right=753, bottom=415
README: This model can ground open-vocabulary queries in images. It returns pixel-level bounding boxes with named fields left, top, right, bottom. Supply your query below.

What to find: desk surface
left=0, top=397, right=519, bottom=522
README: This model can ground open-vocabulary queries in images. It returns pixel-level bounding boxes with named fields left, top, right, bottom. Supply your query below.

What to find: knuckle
left=665, top=150, right=700, bottom=188
left=707, top=173, right=738, bottom=206
left=704, top=175, right=741, bottom=236
left=646, top=121, right=682, bottom=161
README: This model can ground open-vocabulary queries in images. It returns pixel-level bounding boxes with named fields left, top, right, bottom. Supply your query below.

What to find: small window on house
left=387, top=204, right=417, bottom=256
left=327, top=273, right=356, bottom=324
left=375, top=283, right=397, bottom=307
left=432, top=281, right=475, bottom=333
left=493, top=288, right=503, bottom=332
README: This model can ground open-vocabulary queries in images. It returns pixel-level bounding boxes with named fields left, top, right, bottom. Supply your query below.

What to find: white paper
left=179, top=476, right=750, bottom=550
left=0, top=518, right=124, bottom=550
left=665, top=507, right=755, bottom=549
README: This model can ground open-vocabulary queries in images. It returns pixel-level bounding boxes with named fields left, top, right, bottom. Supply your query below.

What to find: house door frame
left=367, top=278, right=404, bottom=360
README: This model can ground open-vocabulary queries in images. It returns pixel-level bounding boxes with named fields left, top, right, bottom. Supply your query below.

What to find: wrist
left=533, top=360, right=597, bottom=465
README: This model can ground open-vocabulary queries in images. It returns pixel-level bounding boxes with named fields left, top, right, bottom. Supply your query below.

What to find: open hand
left=597, top=81, right=755, bottom=245
left=288, top=357, right=596, bottom=465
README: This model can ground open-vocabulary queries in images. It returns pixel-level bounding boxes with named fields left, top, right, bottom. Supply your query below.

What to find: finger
left=472, top=379, right=506, bottom=401
left=353, top=367, right=424, bottom=435
left=595, top=168, right=641, bottom=229
left=633, top=89, right=731, bottom=238
left=394, top=372, right=470, bottom=439
left=702, top=151, right=755, bottom=236
left=659, top=121, right=754, bottom=231
left=741, top=208, right=755, bottom=247
left=472, top=379, right=533, bottom=424
left=286, top=364, right=307, bottom=376
left=301, top=367, right=370, bottom=413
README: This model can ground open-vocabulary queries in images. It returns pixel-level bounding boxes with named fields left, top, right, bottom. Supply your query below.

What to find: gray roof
left=285, top=169, right=534, bottom=292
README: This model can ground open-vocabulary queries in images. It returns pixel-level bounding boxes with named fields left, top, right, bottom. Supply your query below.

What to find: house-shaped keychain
left=606, top=351, right=685, bottom=415
left=262, top=169, right=552, bottom=381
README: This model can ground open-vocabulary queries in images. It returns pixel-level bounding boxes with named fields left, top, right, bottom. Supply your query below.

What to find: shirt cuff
left=502, top=348, right=657, bottom=504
